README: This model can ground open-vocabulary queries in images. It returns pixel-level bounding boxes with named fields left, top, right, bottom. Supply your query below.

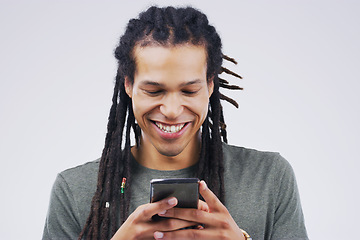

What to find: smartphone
left=150, top=178, right=200, bottom=220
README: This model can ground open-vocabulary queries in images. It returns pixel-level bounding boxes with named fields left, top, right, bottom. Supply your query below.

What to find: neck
left=131, top=132, right=201, bottom=170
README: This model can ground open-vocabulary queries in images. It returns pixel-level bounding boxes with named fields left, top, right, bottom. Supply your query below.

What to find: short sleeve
left=42, top=173, right=82, bottom=239
left=271, top=156, right=309, bottom=240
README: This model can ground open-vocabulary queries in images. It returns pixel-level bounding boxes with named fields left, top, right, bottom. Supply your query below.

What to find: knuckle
left=140, top=206, right=151, bottom=217
left=191, top=209, right=202, bottom=219
left=219, top=218, right=231, bottom=229
left=159, top=199, right=171, bottom=210
left=169, top=208, right=178, bottom=218
left=164, top=219, right=175, bottom=229
left=218, top=229, right=230, bottom=239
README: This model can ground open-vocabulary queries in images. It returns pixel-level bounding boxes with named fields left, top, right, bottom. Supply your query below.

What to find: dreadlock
left=79, top=6, right=242, bottom=239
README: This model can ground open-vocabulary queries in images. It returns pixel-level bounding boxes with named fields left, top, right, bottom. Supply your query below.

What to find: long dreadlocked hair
left=79, top=6, right=242, bottom=239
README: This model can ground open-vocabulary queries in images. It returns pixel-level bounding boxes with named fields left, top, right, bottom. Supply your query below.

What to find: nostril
left=159, top=105, right=184, bottom=119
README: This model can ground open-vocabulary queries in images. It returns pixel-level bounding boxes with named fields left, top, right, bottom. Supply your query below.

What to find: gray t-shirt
left=43, top=143, right=308, bottom=239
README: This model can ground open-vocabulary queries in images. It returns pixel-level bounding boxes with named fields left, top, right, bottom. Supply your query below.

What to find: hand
left=153, top=180, right=245, bottom=240
left=111, top=197, right=199, bottom=240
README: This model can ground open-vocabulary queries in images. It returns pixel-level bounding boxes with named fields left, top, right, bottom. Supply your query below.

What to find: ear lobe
left=124, top=77, right=133, bottom=98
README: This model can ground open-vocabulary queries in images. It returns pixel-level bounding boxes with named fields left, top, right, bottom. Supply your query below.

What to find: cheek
left=132, top=95, right=157, bottom=120
left=186, top=95, right=210, bottom=120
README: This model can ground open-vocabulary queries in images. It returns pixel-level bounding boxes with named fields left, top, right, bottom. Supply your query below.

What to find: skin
left=112, top=44, right=245, bottom=240
left=125, top=44, right=213, bottom=170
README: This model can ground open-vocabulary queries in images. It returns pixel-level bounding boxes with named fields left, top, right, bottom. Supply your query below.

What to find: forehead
left=132, top=44, right=208, bottom=81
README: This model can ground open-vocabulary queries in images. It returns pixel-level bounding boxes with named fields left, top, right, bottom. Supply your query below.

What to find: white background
left=1, top=0, right=359, bottom=239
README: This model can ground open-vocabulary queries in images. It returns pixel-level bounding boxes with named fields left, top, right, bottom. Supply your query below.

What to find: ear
left=124, top=76, right=133, bottom=98
left=207, top=76, right=214, bottom=97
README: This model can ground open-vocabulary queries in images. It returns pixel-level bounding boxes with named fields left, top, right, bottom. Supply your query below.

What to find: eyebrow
left=180, top=79, right=202, bottom=87
left=140, top=81, right=163, bottom=87
left=140, top=79, right=203, bottom=87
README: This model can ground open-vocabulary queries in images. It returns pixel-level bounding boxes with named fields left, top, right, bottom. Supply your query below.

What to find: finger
left=198, top=200, right=209, bottom=212
left=159, top=207, right=219, bottom=227
left=154, top=228, right=221, bottom=240
left=154, top=218, right=199, bottom=232
left=137, top=197, right=178, bottom=220
left=199, top=180, right=225, bottom=212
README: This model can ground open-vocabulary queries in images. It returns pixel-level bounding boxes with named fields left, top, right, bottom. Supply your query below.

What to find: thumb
left=199, top=180, right=224, bottom=212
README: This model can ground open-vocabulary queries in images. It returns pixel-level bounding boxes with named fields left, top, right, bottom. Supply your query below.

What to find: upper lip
left=154, top=121, right=187, bottom=133
left=151, top=120, right=190, bottom=126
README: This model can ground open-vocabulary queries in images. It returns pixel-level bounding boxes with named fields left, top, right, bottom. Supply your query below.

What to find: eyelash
left=145, top=90, right=163, bottom=95
left=144, top=90, right=199, bottom=96
left=182, top=90, right=198, bottom=95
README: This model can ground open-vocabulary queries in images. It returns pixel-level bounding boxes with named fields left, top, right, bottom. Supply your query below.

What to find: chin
left=156, top=146, right=184, bottom=157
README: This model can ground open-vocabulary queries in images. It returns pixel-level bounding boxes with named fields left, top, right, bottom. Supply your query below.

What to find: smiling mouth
left=154, top=122, right=186, bottom=133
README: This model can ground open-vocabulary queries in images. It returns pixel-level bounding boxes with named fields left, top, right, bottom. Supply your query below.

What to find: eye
left=182, top=89, right=199, bottom=95
left=144, top=90, right=163, bottom=96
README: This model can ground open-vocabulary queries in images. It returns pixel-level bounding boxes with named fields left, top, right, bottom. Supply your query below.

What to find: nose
left=159, top=93, right=184, bottom=119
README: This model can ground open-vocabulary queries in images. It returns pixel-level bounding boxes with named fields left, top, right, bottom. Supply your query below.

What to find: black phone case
left=150, top=178, right=199, bottom=208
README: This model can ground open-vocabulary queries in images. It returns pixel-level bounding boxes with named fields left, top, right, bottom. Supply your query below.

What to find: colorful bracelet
left=241, top=229, right=252, bottom=240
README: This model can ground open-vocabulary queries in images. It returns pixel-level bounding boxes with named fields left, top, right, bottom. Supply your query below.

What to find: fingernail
left=154, top=231, right=164, bottom=239
left=158, top=210, right=167, bottom=215
left=197, top=224, right=205, bottom=230
left=168, top=198, right=177, bottom=206
left=200, top=180, right=207, bottom=191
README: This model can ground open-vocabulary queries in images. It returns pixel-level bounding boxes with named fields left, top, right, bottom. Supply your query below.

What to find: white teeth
left=155, top=122, right=185, bottom=133
left=170, top=126, right=175, bottom=132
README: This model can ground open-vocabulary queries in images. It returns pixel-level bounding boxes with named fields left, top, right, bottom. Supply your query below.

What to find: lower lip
left=152, top=122, right=190, bottom=140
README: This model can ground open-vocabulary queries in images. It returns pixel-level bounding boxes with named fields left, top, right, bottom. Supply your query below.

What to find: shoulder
left=222, top=143, right=290, bottom=167
left=59, top=159, right=100, bottom=181
left=221, top=143, right=308, bottom=239
left=49, top=159, right=100, bottom=229
left=44, top=160, right=100, bottom=238
left=54, top=159, right=100, bottom=197
left=222, top=143, right=294, bottom=179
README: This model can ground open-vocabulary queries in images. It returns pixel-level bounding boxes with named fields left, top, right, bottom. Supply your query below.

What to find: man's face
left=125, top=44, right=213, bottom=157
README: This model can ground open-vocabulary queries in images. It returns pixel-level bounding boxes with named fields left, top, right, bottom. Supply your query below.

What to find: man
left=43, top=6, right=308, bottom=240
